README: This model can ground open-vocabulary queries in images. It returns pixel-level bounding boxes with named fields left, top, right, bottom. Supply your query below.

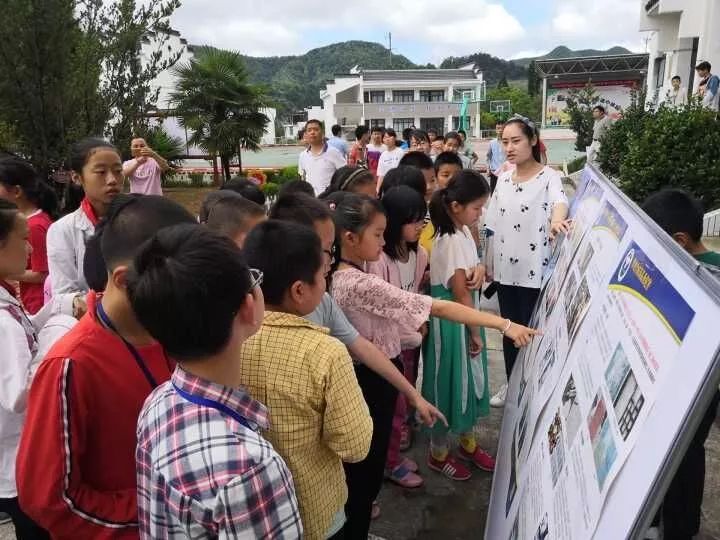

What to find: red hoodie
left=16, top=292, right=173, bottom=540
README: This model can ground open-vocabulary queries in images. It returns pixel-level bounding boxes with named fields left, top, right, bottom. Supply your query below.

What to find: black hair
left=385, top=128, right=397, bottom=139
left=411, top=129, right=429, bottom=144
left=278, top=179, right=316, bottom=198
left=495, top=120, right=506, bottom=126
left=331, top=124, right=342, bottom=136
left=641, top=189, right=704, bottom=242
left=269, top=192, right=332, bottom=227
left=671, top=75, right=681, bottom=82
left=592, top=105, right=606, bottom=114
left=457, top=129, right=467, bottom=138
left=379, top=165, right=426, bottom=199
left=444, top=131, right=462, bottom=144
left=305, top=119, right=322, bottom=130
left=320, top=166, right=375, bottom=198
left=381, top=186, right=426, bottom=260
left=399, top=151, right=434, bottom=170
left=427, top=128, right=438, bottom=137
left=696, top=61, right=711, bottom=72
left=70, top=138, right=119, bottom=174
left=429, top=170, right=490, bottom=237
left=355, top=125, right=369, bottom=140
left=243, top=220, right=322, bottom=305
left=402, top=128, right=413, bottom=143
left=370, top=125, right=385, bottom=135
left=221, top=177, right=266, bottom=206
left=99, top=194, right=196, bottom=271
left=503, top=118, right=542, bottom=163
left=0, top=157, right=59, bottom=219
left=127, top=224, right=254, bottom=361
left=332, top=192, right=385, bottom=238
left=434, top=151, right=463, bottom=173
left=0, top=199, right=19, bottom=246
left=200, top=191, right=265, bottom=239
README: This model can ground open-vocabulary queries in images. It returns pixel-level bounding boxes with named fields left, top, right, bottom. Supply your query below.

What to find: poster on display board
left=485, top=165, right=720, bottom=540
left=544, top=81, right=637, bottom=127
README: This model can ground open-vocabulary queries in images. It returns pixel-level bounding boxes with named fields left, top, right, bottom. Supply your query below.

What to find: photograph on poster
left=587, top=392, right=618, bottom=490
left=534, top=513, right=550, bottom=540
left=563, top=270, right=578, bottom=308
left=518, top=399, right=531, bottom=454
left=538, top=345, right=556, bottom=389
left=577, top=242, right=596, bottom=276
left=566, top=277, right=592, bottom=345
left=561, top=374, right=582, bottom=445
left=605, top=344, right=645, bottom=440
left=547, top=410, right=566, bottom=487
left=506, top=431, right=519, bottom=517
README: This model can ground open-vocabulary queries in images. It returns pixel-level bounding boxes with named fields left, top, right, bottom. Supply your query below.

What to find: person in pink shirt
left=122, top=138, right=169, bottom=196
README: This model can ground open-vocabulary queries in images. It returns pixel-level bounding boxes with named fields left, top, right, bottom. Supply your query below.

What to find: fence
left=704, top=208, right=720, bottom=237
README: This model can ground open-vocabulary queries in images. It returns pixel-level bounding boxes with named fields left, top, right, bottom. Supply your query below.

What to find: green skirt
left=422, top=285, right=490, bottom=436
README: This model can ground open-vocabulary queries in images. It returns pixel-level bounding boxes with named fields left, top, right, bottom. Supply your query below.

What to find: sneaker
left=371, top=501, right=381, bottom=520
left=427, top=452, right=472, bottom=481
left=458, top=445, right=496, bottom=472
left=400, top=456, right=418, bottom=472
left=399, top=423, right=412, bottom=451
left=0, top=512, right=9, bottom=525
left=490, top=384, right=508, bottom=408
left=385, top=462, right=424, bottom=488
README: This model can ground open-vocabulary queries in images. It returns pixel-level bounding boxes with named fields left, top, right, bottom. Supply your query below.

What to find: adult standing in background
left=122, top=137, right=169, bottom=196
left=666, top=75, right=687, bottom=108
left=328, top=124, right=349, bottom=158
left=298, top=119, right=346, bottom=196
left=587, top=105, right=612, bottom=163
left=486, top=120, right=506, bottom=193
left=695, top=61, right=720, bottom=111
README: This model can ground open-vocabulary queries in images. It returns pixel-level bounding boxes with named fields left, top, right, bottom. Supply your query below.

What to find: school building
left=640, top=0, right=720, bottom=104
left=315, top=65, right=486, bottom=138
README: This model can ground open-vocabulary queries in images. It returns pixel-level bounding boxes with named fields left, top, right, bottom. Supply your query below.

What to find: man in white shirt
left=587, top=105, right=612, bottom=163
left=327, top=124, right=348, bottom=158
left=665, top=76, right=687, bottom=108
left=377, top=128, right=405, bottom=187
left=297, top=120, right=346, bottom=196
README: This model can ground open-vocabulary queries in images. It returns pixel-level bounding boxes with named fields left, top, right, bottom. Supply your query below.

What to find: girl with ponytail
left=0, top=158, right=59, bottom=313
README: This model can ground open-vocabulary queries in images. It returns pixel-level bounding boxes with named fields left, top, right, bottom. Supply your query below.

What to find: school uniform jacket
left=0, top=283, right=75, bottom=499
left=16, top=292, right=173, bottom=540
left=47, top=206, right=94, bottom=296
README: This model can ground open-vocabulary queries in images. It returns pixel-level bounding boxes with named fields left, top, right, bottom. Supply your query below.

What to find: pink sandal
left=385, top=462, right=423, bottom=488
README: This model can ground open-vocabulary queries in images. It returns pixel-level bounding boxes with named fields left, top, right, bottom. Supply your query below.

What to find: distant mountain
left=241, top=41, right=417, bottom=117
left=511, top=45, right=634, bottom=68
left=439, top=52, right=527, bottom=86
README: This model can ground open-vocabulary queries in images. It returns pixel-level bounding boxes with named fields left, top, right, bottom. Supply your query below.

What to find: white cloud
left=167, top=0, right=644, bottom=62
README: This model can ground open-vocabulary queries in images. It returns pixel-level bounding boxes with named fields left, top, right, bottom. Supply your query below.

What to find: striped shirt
left=136, top=366, right=303, bottom=539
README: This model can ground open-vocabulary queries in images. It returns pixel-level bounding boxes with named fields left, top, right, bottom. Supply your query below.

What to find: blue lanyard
left=172, top=382, right=253, bottom=431
left=96, top=301, right=159, bottom=390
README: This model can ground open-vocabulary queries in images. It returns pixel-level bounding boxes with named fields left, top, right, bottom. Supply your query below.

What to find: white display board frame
left=485, top=164, right=720, bottom=540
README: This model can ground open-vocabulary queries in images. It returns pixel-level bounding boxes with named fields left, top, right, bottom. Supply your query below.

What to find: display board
left=485, top=165, right=720, bottom=540
left=544, top=81, right=635, bottom=127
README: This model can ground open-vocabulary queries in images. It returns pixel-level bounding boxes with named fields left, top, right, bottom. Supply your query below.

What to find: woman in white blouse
left=484, top=116, right=570, bottom=406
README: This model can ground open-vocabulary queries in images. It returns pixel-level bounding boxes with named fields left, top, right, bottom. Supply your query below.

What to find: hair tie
left=340, top=168, right=368, bottom=191
left=328, top=202, right=337, bottom=211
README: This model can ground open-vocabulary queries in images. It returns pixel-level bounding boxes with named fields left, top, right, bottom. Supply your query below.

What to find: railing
left=704, top=208, right=720, bottom=237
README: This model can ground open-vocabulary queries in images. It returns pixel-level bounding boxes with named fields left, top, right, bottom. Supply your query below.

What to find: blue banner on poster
left=608, top=242, right=695, bottom=342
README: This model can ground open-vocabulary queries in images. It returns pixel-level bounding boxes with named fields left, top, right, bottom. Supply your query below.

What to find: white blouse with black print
left=484, top=166, right=568, bottom=289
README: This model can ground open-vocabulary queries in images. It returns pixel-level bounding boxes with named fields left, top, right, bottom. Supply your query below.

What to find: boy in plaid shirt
left=130, top=225, right=302, bottom=539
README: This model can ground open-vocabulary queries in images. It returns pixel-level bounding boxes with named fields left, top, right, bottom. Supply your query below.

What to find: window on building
left=419, top=90, right=445, bottom=102
left=364, top=91, right=386, bottom=103
left=452, top=116, right=472, bottom=131
left=392, top=90, right=415, bottom=103
left=420, top=118, right=445, bottom=133
left=653, top=55, right=666, bottom=90
left=394, top=118, right=415, bottom=132
left=368, top=119, right=385, bottom=128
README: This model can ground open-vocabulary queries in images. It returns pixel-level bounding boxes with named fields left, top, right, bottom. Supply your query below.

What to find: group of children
left=1, top=113, right=715, bottom=540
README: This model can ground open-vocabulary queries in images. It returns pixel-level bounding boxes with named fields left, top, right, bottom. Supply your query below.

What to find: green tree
left=564, top=83, right=598, bottom=151
left=527, top=60, right=540, bottom=96
left=485, top=87, right=541, bottom=122
left=139, top=124, right=185, bottom=168
left=171, top=47, right=271, bottom=183
left=497, top=75, right=509, bottom=89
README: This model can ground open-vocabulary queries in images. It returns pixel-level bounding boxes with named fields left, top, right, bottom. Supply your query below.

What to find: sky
left=169, top=0, right=648, bottom=64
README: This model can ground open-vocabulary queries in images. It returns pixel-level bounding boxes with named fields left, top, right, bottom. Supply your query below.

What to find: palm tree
left=170, top=47, right=269, bottom=183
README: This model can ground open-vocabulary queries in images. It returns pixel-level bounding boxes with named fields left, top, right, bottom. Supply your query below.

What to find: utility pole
left=388, top=32, right=392, bottom=67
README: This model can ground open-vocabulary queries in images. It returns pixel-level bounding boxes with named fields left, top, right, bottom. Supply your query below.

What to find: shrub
left=189, top=172, right=206, bottom=188
left=260, top=181, right=279, bottom=199
left=600, top=99, right=720, bottom=209
left=565, top=83, right=598, bottom=152
left=567, top=156, right=587, bottom=174
left=276, top=165, right=300, bottom=185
